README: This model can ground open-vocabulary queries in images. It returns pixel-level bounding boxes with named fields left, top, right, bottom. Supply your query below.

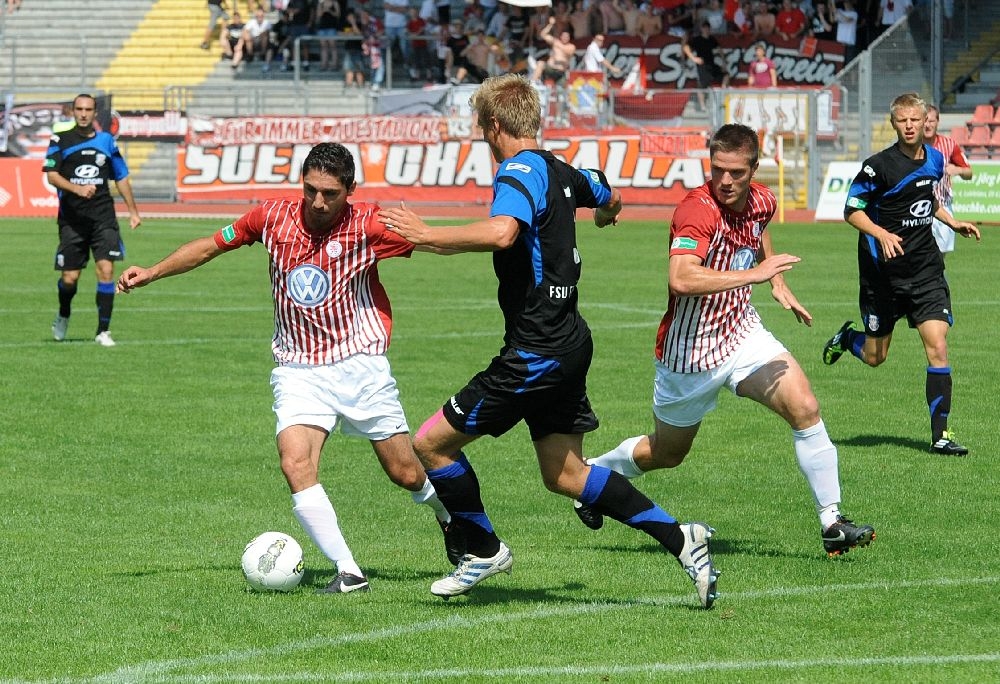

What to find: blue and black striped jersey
left=489, top=149, right=612, bottom=355
left=844, top=143, right=945, bottom=282
left=44, top=127, right=129, bottom=223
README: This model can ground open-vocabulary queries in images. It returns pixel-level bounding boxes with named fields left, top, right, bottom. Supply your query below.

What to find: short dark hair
left=302, top=143, right=356, bottom=188
left=709, top=123, right=759, bottom=166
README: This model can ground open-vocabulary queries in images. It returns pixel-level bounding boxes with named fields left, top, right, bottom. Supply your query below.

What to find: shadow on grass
left=839, top=433, right=929, bottom=453
left=586, top=537, right=836, bottom=562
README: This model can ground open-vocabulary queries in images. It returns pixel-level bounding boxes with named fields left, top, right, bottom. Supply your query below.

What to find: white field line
left=12, top=575, right=998, bottom=684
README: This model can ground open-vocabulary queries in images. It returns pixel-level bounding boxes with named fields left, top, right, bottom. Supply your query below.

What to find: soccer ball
left=241, top=531, right=304, bottom=592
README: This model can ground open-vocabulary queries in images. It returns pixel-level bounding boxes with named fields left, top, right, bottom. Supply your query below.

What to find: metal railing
left=0, top=35, right=95, bottom=90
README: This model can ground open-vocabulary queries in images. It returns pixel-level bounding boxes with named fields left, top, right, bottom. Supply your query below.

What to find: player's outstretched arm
left=758, top=229, right=812, bottom=325
left=117, top=236, right=225, bottom=293
left=379, top=202, right=519, bottom=252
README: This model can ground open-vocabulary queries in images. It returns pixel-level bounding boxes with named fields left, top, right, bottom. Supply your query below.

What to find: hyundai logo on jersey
left=909, top=199, right=933, bottom=218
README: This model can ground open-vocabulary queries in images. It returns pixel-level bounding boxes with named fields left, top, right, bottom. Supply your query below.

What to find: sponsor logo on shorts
left=449, top=396, right=464, bottom=416
left=671, top=237, right=698, bottom=250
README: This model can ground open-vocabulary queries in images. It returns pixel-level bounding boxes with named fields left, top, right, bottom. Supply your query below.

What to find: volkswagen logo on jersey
left=74, top=164, right=101, bottom=179
left=286, top=264, right=331, bottom=307
left=909, top=199, right=933, bottom=218
left=730, top=247, right=756, bottom=271
left=325, top=241, right=343, bottom=259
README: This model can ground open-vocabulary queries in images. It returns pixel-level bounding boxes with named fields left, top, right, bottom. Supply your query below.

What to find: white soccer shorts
left=270, top=354, right=409, bottom=440
left=652, top=323, right=788, bottom=427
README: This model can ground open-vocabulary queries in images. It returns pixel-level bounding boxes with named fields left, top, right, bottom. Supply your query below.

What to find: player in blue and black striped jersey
left=45, top=94, right=141, bottom=347
left=822, top=92, right=980, bottom=456
left=379, top=74, right=719, bottom=608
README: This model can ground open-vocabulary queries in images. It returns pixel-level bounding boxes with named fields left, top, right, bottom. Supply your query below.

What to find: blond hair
left=889, top=92, right=927, bottom=121
left=469, top=74, right=540, bottom=140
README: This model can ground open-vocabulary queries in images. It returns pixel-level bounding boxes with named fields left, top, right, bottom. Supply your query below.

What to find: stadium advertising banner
left=539, top=34, right=845, bottom=90
left=177, top=115, right=709, bottom=205
left=0, top=158, right=59, bottom=216
left=953, top=161, right=1000, bottom=224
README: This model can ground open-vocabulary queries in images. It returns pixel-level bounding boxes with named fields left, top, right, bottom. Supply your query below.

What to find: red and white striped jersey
left=655, top=182, right=777, bottom=372
left=214, top=198, right=414, bottom=366
left=929, top=134, right=970, bottom=207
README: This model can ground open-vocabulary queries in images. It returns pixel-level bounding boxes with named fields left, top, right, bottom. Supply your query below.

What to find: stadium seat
left=966, top=124, right=991, bottom=158
left=950, top=125, right=971, bottom=146
left=989, top=126, right=1000, bottom=155
left=968, top=104, right=994, bottom=127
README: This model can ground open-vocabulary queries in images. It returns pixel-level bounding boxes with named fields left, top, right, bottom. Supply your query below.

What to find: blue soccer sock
left=848, top=328, right=866, bottom=360
left=426, top=451, right=499, bottom=557
left=580, top=465, right=684, bottom=557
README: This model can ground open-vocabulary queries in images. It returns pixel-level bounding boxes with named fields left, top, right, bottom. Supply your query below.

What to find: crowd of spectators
left=201, top=0, right=904, bottom=88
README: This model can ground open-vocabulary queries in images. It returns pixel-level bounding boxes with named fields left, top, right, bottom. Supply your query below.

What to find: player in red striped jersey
left=578, top=123, right=876, bottom=557
left=924, top=104, right=973, bottom=256
left=116, top=143, right=455, bottom=594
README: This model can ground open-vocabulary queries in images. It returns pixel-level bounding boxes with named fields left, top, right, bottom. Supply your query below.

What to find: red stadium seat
left=989, top=126, right=1000, bottom=147
left=968, top=104, right=994, bottom=125
left=966, top=124, right=991, bottom=158
left=950, top=125, right=971, bottom=146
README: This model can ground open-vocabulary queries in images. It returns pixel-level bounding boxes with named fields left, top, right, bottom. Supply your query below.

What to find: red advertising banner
left=177, top=118, right=709, bottom=206
left=0, top=158, right=59, bottom=217
left=549, top=34, right=844, bottom=91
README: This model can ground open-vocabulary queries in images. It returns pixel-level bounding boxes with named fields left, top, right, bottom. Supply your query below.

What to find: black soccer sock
left=581, top=466, right=685, bottom=557
left=95, top=282, right=115, bottom=334
left=926, top=366, right=952, bottom=442
left=58, top=279, right=77, bottom=318
left=425, top=451, right=500, bottom=557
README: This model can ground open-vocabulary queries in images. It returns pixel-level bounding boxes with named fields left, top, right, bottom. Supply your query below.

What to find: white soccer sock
left=587, top=436, right=646, bottom=479
left=792, top=420, right=842, bottom=529
left=411, top=477, right=450, bottom=522
left=292, top=483, right=363, bottom=577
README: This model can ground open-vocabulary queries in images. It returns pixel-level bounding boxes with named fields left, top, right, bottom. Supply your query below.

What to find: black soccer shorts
left=54, top=218, right=124, bottom=271
left=858, top=274, right=953, bottom=338
left=442, top=338, right=599, bottom=442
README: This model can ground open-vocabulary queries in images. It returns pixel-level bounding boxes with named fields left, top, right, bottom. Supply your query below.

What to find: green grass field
left=1, top=217, right=997, bottom=683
